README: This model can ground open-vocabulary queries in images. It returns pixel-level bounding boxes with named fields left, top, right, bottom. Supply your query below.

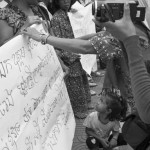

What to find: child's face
left=95, top=95, right=110, bottom=114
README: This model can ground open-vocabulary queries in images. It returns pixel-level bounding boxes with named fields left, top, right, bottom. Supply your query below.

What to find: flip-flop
left=90, top=90, right=96, bottom=96
left=89, top=82, right=97, bottom=87
left=92, top=71, right=105, bottom=77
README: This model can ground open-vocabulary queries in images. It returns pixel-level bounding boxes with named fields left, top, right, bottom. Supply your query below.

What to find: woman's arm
left=46, top=35, right=96, bottom=54
left=124, top=36, right=150, bottom=124
left=76, top=33, right=97, bottom=40
left=21, top=27, right=97, bottom=54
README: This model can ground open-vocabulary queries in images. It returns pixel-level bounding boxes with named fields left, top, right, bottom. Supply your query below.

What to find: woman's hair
left=51, top=0, right=75, bottom=14
left=101, top=88, right=127, bottom=121
left=51, top=0, right=60, bottom=13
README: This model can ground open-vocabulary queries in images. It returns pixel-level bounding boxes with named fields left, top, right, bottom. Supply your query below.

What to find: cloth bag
left=122, top=112, right=150, bottom=150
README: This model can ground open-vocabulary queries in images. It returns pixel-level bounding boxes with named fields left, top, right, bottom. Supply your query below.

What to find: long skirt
left=65, top=60, right=91, bottom=119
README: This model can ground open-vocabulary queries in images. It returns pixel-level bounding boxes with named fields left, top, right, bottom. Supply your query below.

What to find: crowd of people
left=0, top=0, right=150, bottom=149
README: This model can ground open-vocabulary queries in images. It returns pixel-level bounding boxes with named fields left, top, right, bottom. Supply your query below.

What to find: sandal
left=90, top=90, right=96, bottom=96
left=91, top=71, right=105, bottom=77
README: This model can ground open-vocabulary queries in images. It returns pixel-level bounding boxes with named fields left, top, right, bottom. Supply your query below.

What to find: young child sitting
left=83, top=89, right=127, bottom=150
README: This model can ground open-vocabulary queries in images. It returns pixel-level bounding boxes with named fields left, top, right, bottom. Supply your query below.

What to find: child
left=83, top=89, right=127, bottom=150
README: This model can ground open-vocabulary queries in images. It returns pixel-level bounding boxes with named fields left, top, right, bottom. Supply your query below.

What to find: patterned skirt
left=65, top=59, right=91, bottom=119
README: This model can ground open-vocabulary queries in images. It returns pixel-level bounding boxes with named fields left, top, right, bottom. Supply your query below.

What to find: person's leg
left=86, top=136, right=103, bottom=150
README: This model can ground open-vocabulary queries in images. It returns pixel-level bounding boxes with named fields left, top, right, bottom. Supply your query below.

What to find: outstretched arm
left=76, top=33, right=97, bottom=40
left=21, top=27, right=97, bottom=54
left=45, top=35, right=96, bottom=54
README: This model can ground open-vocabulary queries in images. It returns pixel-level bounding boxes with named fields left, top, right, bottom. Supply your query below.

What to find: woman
left=21, top=6, right=150, bottom=150
left=0, top=0, right=50, bottom=46
left=50, top=0, right=91, bottom=119
left=38, top=0, right=53, bottom=21
left=21, top=5, right=150, bottom=118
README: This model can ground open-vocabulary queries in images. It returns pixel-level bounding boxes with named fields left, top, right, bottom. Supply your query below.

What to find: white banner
left=0, top=0, right=7, bottom=8
left=68, top=2, right=97, bottom=75
left=0, top=25, right=75, bottom=150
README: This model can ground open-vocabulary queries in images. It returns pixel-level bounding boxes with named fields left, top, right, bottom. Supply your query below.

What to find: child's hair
left=100, top=88, right=127, bottom=121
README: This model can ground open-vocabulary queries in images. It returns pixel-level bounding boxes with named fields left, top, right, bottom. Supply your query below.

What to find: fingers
left=92, top=18, right=100, bottom=26
left=27, top=16, right=42, bottom=26
left=34, top=19, right=42, bottom=24
left=32, top=17, right=42, bottom=24
left=103, top=21, right=118, bottom=31
left=20, top=27, right=32, bottom=35
left=29, top=16, right=40, bottom=20
left=93, top=18, right=115, bottom=30
left=92, top=18, right=104, bottom=28
left=20, top=28, right=29, bottom=35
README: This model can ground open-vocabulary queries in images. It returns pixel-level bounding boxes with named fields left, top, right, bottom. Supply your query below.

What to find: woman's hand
left=22, top=16, right=42, bottom=30
left=21, top=27, right=42, bottom=42
left=93, top=3, right=136, bottom=41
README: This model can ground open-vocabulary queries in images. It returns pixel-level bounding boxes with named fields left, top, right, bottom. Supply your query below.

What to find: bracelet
left=40, top=34, right=50, bottom=45
left=45, top=34, right=50, bottom=44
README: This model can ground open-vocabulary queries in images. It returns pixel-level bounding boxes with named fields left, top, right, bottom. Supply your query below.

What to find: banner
left=68, top=2, right=97, bottom=75
left=145, top=3, right=150, bottom=29
left=0, top=25, right=75, bottom=150
left=0, top=0, right=7, bottom=8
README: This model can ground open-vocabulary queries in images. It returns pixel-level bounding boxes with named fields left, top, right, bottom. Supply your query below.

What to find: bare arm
left=21, top=27, right=97, bottom=54
left=46, top=35, right=96, bottom=54
left=76, top=33, right=97, bottom=40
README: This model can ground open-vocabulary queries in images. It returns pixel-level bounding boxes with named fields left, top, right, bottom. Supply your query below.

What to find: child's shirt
left=83, top=111, right=120, bottom=139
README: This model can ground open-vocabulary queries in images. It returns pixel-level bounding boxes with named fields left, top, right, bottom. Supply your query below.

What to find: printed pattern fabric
left=90, top=31, right=135, bottom=108
left=0, top=4, right=42, bottom=35
left=51, top=9, right=91, bottom=119
left=90, top=30, right=150, bottom=110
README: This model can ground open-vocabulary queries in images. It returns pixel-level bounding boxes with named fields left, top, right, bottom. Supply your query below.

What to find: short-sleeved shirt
left=89, top=31, right=122, bottom=61
left=83, top=111, right=120, bottom=139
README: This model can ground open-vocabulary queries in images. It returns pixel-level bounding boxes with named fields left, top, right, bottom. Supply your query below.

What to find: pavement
left=71, top=69, right=133, bottom=150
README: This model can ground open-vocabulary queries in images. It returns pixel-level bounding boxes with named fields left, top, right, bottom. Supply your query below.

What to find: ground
left=71, top=69, right=133, bottom=150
